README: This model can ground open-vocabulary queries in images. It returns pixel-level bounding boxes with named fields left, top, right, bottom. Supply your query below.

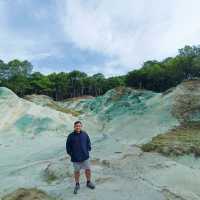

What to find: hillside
left=0, top=80, right=200, bottom=199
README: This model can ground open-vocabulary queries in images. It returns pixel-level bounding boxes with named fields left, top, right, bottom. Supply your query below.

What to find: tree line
left=126, top=45, right=200, bottom=92
left=0, top=59, right=125, bottom=100
left=1, top=45, right=200, bottom=100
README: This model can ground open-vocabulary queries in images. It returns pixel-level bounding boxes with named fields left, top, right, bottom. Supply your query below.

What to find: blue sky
left=1, top=0, right=200, bottom=77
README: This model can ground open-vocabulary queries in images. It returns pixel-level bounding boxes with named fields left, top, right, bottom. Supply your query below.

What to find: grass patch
left=1, top=188, right=56, bottom=200
left=46, top=101, right=82, bottom=116
left=24, top=95, right=82, bottom=116
left=141, top=122, right=200, bottom=157
left=45, top=173, right=58, bottom=184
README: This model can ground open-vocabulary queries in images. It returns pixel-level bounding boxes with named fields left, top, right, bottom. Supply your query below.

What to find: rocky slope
left=0, top=80, right=200, bottom=200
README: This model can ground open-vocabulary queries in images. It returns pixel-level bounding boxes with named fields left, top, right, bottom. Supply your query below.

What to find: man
left=66, top=121, right=95, bottom=194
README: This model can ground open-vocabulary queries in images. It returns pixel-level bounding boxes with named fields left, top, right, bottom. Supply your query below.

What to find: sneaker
left=73, top=184, right=80, bottom=194
left=86, top=181, right=95, bottom=189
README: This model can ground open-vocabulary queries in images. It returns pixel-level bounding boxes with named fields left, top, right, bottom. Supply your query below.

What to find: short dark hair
left=74, top=121, right=82, bottom=126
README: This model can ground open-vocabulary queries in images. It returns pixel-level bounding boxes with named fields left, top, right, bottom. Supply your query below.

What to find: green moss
left=15, top=115, right=34, bottom=132
left=35, top=118, right=53, bottom=133
left=45, top=173, right=58, bottom=184
left=141, top=143, right=157, bottom=152
left=141, top=122, right=200, bottom=157
left=15, top=114, right=54, bottom=134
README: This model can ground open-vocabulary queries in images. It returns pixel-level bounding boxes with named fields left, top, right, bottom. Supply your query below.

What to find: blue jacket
left=66, top=130, right=91, bottom=162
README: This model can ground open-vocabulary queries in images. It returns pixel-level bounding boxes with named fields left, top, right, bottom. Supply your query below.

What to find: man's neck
left=74, top=130, right=81, bottom=134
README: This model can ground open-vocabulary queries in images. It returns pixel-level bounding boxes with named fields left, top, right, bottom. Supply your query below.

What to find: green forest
left=1, top=45, right=200, bottom=101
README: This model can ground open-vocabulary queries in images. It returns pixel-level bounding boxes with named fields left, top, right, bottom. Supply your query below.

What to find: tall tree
left=8, top=59, right=33, bottom=77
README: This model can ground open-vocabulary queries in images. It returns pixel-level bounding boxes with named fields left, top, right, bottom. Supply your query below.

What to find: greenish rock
left=15, top=114, right=54, bottom=134
left=0, top=87, right=17, bottom=99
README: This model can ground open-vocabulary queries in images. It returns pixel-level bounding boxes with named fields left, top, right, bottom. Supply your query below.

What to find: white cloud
left=1, top=0, right=200, bottom=76
left=78, top=60, right=125, bottom=78
left=0, top=1, right=61, bottom=62
left=60, top=0, right=200, bottom=75
left=0, top=33, right=56, bottom=62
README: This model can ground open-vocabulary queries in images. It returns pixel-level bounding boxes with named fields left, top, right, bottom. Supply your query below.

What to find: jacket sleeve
left=87, top=134, right=91, bottom=151
left=66, top=135, right=72, bottom=155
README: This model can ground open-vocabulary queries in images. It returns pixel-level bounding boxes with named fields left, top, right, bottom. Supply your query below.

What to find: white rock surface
left=0, top=82, right=200, bottom=200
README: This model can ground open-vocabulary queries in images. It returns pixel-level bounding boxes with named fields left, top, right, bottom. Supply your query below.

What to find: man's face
left=74, top=123, right=82, bottom=133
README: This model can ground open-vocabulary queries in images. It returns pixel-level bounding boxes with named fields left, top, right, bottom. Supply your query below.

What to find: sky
left=1, top=0, right=200, bottom=77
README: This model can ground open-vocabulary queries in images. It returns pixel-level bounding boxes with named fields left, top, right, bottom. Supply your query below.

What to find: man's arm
left=87, top=134, right=91, bottom=151
left=66, top=135, right=72, bottom=155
